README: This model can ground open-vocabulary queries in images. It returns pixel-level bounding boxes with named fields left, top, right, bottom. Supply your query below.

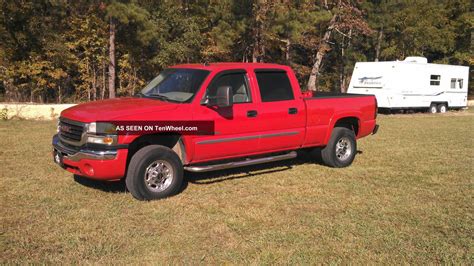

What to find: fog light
left=83, top=163, right=94, bottom=176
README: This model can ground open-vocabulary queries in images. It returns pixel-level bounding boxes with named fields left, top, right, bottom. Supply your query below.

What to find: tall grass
left=1, top=110, right=473, bottom=263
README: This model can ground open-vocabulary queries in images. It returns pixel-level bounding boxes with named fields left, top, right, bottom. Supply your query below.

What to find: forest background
left=0, top=0, right=472, bottom=103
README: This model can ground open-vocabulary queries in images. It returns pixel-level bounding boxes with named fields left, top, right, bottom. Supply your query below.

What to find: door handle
left=288, top=108, right=298, bottom=114
left=247, top=110, right=258, bottom=117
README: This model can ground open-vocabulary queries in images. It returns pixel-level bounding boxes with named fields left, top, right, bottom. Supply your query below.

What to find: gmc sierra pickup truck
left=53, top=63, right=378, bottom=200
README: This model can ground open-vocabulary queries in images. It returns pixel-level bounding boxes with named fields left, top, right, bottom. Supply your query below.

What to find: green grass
left=1, top=110, right=473, bottom=264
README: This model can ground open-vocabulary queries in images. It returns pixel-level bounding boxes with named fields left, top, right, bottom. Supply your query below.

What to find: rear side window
left=255, top=71, right=294, bottom=102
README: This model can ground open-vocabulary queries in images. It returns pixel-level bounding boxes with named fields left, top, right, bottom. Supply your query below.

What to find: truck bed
left=304, top=91, right=373, bottom=99
left=301, top=91, right=377, bottom=147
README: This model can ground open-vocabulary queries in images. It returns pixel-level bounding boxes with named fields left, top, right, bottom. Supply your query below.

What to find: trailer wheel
left=438, top=103, right=447, bottom=113
left=321, top=127, right=357, bottom=168
left=428, top=104, right=438, bottom=114
left=126, top=145, right=183, bottom=200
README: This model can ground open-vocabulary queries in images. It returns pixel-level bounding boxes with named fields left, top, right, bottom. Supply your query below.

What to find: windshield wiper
left=146, top=93, right=180, bottom=103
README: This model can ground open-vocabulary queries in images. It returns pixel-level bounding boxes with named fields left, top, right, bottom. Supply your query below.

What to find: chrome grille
left=59, top=118, right=84, bottom=144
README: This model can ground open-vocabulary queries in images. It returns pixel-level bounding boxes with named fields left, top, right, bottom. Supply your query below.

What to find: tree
left=66, top=7, right=108, bottom=101
left=105, top=0, right=150, bottom=98
left=307, top=0, right=372, bottom=91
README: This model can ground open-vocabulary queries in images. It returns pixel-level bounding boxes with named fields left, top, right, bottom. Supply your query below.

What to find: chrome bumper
left=52, top=134, right=117, bottom=162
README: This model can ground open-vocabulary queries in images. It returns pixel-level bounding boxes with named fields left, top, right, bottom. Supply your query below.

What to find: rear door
left=252, top=69, right=306, bottom=152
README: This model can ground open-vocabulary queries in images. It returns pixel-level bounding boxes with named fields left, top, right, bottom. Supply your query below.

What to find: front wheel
left=126, top=145, right=183, bottom=200
left=321, top=127, right=357, bottom=168
left=428, top=104, right=438, bottom=114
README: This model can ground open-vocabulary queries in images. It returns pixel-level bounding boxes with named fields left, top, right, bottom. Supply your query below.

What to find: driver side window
left=204, top=72, right=252, bottom=104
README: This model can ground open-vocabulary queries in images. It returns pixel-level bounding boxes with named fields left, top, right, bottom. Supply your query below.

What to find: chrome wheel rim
left=440, top=106, right=446, bottom=113
left=144, top=160, right=174, bottom=192
left=430, top=106, right=437, bottom=113
left=335, top=137, right=352, bottom=161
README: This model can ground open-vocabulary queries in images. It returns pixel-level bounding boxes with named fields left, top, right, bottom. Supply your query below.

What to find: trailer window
left=430, top=75, right=441, bottom=86
left=457, top=79, right=463, bottom=89
left=451, top=78, right=456, bottom=89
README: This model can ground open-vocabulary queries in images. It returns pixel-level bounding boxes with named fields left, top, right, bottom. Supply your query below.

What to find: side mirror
left=208, top=86, right=233, bottom=108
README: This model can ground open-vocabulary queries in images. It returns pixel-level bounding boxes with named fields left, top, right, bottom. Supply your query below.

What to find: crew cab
left=53, top=63, right=379, bottom=200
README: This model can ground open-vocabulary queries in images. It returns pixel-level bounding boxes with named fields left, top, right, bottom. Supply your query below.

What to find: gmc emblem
left=60, top=125, right=72, bottom=133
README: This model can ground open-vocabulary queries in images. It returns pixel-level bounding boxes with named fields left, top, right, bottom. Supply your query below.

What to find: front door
left=191, top=70, right=261, bottom=162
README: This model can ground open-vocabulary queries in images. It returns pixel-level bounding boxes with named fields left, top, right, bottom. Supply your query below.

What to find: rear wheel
left=126, top=145, right=183, bottom=200
left=438, top=103, right=447, bottom=113
left=321, top=127, right=357, bottom=168
left=428, top=104, right=438, bottom=114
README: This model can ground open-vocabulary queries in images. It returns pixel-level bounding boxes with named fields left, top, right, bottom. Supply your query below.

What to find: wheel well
left=126, top=133, right=185, bottom=167
left=431, top=102, right=448, bottom=107
left=334, top=117, right=359, bottom=136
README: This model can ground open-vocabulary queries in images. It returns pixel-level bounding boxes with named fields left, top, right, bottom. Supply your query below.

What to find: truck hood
left=60, top=97, right=179, bottom=122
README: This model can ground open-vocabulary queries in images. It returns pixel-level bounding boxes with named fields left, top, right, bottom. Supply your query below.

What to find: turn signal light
left=103, top=137, right=114, bottom=145
left=87, top=136, right=115, bottom=145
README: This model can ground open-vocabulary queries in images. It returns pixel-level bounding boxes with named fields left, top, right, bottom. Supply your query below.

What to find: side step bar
left=184, top=151, right=297, bottom=173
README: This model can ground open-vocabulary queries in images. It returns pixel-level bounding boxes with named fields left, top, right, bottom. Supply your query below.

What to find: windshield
left=140, top=68, right=210, bottom=103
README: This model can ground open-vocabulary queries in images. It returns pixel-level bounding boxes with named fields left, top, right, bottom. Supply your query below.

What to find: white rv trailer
left=347, top=57, right=469, bottom=113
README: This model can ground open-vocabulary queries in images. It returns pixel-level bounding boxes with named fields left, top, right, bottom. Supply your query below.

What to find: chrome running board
left=184, top=151, right=297, bottom=173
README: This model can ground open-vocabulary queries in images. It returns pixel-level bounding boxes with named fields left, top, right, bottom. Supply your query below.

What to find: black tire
left=126, top=145, right=183, bottom=200
left=428, top=103, right=438, bottom=114
left=321, top=127, right=357, bottom=168
left=437, top=103, right=447, bottom=113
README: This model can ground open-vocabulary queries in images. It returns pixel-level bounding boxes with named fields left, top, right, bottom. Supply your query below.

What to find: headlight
left=86, top=122, right=117, bottom=134
left=86, top=122, right=117, bottom=145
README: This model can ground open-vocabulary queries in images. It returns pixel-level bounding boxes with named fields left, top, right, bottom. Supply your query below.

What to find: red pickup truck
left=53, top=63, right=378, bottom=200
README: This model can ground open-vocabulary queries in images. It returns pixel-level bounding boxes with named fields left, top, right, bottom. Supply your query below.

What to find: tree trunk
left=4, top=79, right=15, bottom=102
left=307, top=13, right=337, bottom=91
left=251, top=19, right=262, bottom=62
left=131, top=67, right=137, bottom=96
left=86, top=61, right=90, bottom=101
left=375, top=28, right=383, bottom=62
left=283, top=39, right=290, bottom=62
left=251, top=2, right=268, bottom=63
left=102, top=60, right=106, bottom=100
left=340, top=29, right=352, bottom=93
left=92, top=67, right=97, bottom=101
left=339, top=37, right=345, bottom=93
left=58, top=85, right=62, bottom=103
left=108, top=18, right=116, bottom=99
left=252, top=34, right=261, bottom=62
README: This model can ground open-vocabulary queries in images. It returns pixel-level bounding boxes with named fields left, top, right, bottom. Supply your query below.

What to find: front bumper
left=52, top=134, right=128, bottom=180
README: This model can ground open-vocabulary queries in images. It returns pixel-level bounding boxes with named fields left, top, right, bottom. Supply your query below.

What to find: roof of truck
left=171, top=62, right=290, bottom=71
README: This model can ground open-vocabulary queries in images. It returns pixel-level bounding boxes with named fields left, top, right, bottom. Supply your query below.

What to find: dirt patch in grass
left=1, top=111, right=473, bottom=263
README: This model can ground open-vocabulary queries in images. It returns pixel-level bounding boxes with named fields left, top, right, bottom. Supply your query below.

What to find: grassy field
left=1, top=110, right=473, bottom=264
